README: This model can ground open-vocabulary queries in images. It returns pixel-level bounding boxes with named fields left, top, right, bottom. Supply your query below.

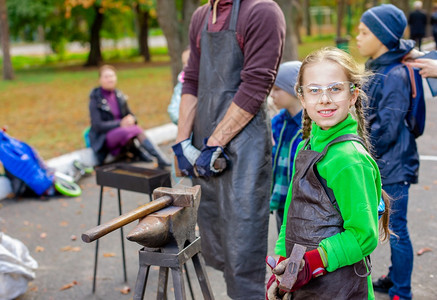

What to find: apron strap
left=229, top=0, right=241, bottom=31
left=318, top=134, right=366, bottom=162
left=203, top=0, right=241, bottom=32
left=203, top=9, right=211, bottom=31
left=313, top=134, right=366, bottom=212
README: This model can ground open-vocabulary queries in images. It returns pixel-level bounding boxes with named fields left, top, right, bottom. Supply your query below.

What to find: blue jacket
left=363, top=39, right=419, bottom=185
left=270, top=109, right=302, bottom=210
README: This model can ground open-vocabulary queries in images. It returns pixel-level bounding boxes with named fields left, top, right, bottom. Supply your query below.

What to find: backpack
left=383, top=63, right=426, bottom=138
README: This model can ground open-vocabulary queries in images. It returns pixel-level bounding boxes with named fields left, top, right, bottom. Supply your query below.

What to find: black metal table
left=92, top=163, right=171, bottom=292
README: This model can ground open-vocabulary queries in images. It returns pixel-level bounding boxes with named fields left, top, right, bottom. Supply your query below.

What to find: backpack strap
left=383, top=62, right=416, bottom=99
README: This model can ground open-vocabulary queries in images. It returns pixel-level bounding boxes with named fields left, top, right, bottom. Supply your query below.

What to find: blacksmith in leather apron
left=191, top=0, right=272, bottom=298
left=286, top=135, right=370, bottom=299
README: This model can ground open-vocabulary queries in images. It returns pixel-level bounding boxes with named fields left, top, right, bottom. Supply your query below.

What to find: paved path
left=4, top=36, right=167, bottom=56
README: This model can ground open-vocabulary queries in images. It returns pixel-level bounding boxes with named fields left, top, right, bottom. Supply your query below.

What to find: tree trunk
left=0, top=0, right=14, bottom=80
left=423, top=0, right=433, bottom=36
left=294, top=0, right=303, bottom=44
left=390, top=0, right=409, bottom=18
left=136, top=4, right=150, bottom=62
left=303, top=0, right=311, bottom=36
left=85, top=5, right=104, bottom=67
left=156, top=0, right=198, bottom=85
left=336, top=0, right=345, bottom=38
left=276, top=0, right=299, bottom=61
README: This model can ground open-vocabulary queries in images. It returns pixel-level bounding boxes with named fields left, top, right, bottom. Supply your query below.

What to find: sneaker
left=373, top=274, right=393, bottom=294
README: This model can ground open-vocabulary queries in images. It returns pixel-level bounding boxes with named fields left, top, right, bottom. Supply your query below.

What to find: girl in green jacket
left=266, top=47, right=390, bottom=300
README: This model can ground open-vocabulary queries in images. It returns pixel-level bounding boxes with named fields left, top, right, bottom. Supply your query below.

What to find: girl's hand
left=266, top=256, right=289, bottom=300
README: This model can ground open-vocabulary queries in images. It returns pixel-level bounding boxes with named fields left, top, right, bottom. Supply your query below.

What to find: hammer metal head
left=127, top=185, right=202, bottom=251
left=153, top=185, right=201, bottom=208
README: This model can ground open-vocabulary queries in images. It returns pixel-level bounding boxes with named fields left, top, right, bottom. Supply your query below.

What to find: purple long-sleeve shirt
left=182, top=0, right=285, bottom=115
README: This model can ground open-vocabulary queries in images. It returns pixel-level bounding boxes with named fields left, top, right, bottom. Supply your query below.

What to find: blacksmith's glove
left=172, top=138, right=201, bottom=177
left=266, top=256, right=290, bottom=300
left=195, top=138, right=227, bottom=177
left=273, top=248, right=327, bottom=292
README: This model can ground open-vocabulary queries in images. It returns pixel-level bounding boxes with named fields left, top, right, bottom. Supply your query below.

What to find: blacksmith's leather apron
left=286, top=134, right=370, bottom=299
left=191, top=0, right=271, bottom=298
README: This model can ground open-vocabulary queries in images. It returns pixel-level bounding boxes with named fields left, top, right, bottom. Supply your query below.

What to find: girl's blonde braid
left=354, top=96, right=372, bottom=153
left=301, top=109, right=312, bottom=140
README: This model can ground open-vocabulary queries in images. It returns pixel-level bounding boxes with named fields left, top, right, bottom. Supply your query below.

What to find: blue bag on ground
left=0, top=131, right=53, bottom=196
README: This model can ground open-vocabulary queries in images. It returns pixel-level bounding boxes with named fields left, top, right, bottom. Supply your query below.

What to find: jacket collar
left=365, top=39, right=415, bottom=70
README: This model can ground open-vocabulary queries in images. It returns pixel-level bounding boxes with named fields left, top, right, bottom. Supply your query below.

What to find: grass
left=0, top=33, right=366, bottom=161
left=0, top=55, right=173, bottom=160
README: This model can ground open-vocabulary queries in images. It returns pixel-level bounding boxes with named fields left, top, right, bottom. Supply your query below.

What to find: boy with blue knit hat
left=269, top=61, right=302, bottom=234
left=357, top=4, right=420, bottom=300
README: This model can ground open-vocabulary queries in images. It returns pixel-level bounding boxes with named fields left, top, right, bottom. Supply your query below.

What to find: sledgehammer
left=81, top=186, right=200, bottom=243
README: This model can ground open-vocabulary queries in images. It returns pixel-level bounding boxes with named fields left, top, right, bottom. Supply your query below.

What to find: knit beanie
left=361, top=4, right=407, bottom=50
left=274, top=61, right=302, bottom=97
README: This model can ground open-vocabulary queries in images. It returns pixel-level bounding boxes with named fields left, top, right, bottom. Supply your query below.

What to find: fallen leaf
left=40, top=232, right=47, bottom=239
left=29, top=285, right=38, bottom=292
left=60, top=245, right=81, bottom=252
left=423, top=186, right=431, bottom=191
left=103, top=252, right=116, bottom=257
left=60, top=281, right=78, bottom=291
left=23, top=221, right=30, bottom=226
left=120, top=286, right=131, bottom=294
left=70, top=235, right=77, bottom=241
left=433, top=180, right=437, bottom=185
left=60, top=221, right=69, bottom=227
left=417, top=247, right=432, bottom=256
left=35, top=246, right=45, bottom=252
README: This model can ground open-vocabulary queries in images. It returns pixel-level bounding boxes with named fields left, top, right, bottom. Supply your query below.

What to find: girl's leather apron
left=286, top=134, right=369, bottom=299
left=191, top=0, right=272, bottom=297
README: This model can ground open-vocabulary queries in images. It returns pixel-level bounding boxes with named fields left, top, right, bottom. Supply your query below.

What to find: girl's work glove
left=172, top=139, right=201, bottom=177
left=195, top=138, right=226, bottom=177
left=266, top=256, right=290, bottom=300
left=272, top=248, right=327, bottom=292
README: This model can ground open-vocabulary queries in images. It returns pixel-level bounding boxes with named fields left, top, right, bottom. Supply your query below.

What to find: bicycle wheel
left=54, top=177, right=82, bottom=197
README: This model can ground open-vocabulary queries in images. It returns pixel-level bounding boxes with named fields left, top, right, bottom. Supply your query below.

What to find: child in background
left=167, top=48, right=190, bottom=125
left=267, top=47, right=390, bottom=300
left=357, top=5, right=419, bottom=300
left=270, top=61, right=303, bottom=234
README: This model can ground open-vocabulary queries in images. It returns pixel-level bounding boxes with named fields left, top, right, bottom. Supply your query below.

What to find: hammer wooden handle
left=81, top=195, right=172, bottom=243
left=174, top=156, right=227, bottom=177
